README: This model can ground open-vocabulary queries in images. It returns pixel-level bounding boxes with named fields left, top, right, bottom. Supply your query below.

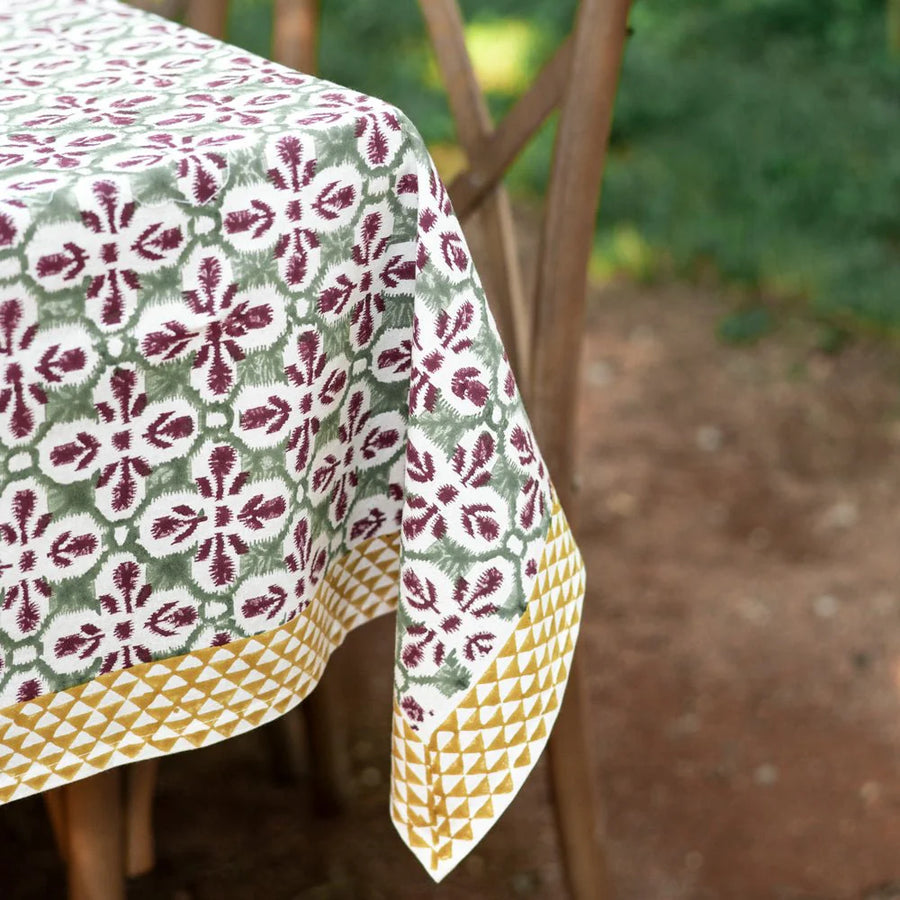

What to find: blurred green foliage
left=226, top=0, right=900, bottom=339
left=716, top=307, right=775, bottom=345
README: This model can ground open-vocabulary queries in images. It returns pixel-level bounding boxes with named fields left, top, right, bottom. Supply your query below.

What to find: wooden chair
left=420, top=4, right=631, bottom=898
left=44, top=0, right=630, bottom=897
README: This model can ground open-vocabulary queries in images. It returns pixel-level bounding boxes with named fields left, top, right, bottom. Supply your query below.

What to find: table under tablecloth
left=0, top=0, right=585, bottom=880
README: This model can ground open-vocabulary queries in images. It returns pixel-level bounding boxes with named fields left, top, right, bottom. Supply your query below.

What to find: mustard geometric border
left=0, top=531, right=401, bottom=805
left=0, top=498, right=584, bottom=884
left=389, top=499, right=585, bottom=881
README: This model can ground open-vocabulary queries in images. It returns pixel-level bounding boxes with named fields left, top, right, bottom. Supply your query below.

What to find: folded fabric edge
left=0, top=531, right=402, bottom=805
left=389, top=495, right=586, bottom=882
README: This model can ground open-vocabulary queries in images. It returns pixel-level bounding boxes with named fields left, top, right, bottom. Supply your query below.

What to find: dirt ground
left=5, top=281, right=900, bottom=899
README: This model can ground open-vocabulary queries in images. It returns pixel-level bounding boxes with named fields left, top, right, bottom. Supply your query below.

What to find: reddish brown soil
left=5, top=282, right=900, bottom=899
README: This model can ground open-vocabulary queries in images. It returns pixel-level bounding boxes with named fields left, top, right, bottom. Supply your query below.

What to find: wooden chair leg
left=419, top=0, right=532, bottom=380
left=124, top=759, right=158, bottom=878
left=525, top=1, right=628, bottom=893
left=547, top=648, right=613, bottom=900
left=44, top=786, right=70, bottom=862
left=63, top=769, right=126, bottom=900
left=261, top=709, right=305, bottom=784
left=301, top=661, right=353, bottom=816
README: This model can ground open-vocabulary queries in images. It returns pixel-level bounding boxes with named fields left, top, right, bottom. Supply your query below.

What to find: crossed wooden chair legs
left=39, top=667, right=351, bottom=900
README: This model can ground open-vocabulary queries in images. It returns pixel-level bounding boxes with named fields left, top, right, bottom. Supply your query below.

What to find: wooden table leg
left=124, top=759, right=158, bottom=878
left=63, top=769, right=125, bottom=900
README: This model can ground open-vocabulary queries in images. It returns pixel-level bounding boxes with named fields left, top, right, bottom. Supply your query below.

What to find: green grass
left=225, top=0, right=900, bottom=342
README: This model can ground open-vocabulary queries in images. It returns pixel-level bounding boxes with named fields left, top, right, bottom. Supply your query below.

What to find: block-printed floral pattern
left=138, top=247, right=287, bottom=399
left=39, top=365, right=198, bottom=519
left=0, top=292, right=97, bottom=447
left=0, top=0, right=578, bottom=881
left=0, top=478, right=103, bottom=641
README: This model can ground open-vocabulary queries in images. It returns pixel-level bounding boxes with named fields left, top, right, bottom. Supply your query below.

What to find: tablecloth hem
left=388, top=496, right=585, bottom=881
left=0, top=530, right=401, bottom=806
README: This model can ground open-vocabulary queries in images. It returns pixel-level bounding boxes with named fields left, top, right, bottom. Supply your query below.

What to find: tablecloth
left=0, top=0, right=585, bottom=880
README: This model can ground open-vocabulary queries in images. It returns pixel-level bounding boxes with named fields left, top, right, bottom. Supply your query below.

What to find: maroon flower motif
left=402, top=433, right=495, bottom=543
left=346, top=480, right=404, bottom=543
left=0, top=668, right=48, bottom=709
left=113, top=132, right=243, bottom=204
left=283, top=516, right=329, bottom=613
left=318, top=203, right=416, bottom=349
left=153, top=91, right=292, bottom=128
left=139, top=442, right=289, bottom=593
left=139, top=251, right=284, bottom=400
left=236, top=326, right=349, bottom=476
left=39, top=365, right=197, bottom=520
left=0, top=132, right=117, bottom=170
left=298, top=90, right=404, bottom=168
left=23, top=93, right=158, bottom=129
left=207, top=61, right=308, bottom=90
left=400, top=694, right=426, bottom=726
left=408, top=297, right=486, bottom=416
left=508, top=422, right=549, bottom=532
left=415, top=163, right=470, bottom=280
left=309, top=386, right=402, bottom=525
left=0, top=294, right=92, bottom=447
left=399, top=563, right=503, bottom=677
left=0, top=199, right=23, bottom=248
left=221, top=134, right=360, bottom=293
left=237, top=580, right=290, bottom=625
left=31, top=178, right=185, bottom=330
left=0, top=480, right=102, bottom=641
left=47, top=555, right=199, bottom=676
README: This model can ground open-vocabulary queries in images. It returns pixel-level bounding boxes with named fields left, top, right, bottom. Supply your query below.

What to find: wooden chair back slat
left=529, top=0, right=631, bottom=490
left=419, top=0, right=495, bottom=149
left=448, top=35, right=573, bottom=222
left=272, top=0, right=319, bottom=73
left=525, top=4, right=631, bottom=897
left=185, top=0, right=228, bottom=40
left=185, top=0, right=318, bottom=72
left=419, top=0, right=531, bottom=381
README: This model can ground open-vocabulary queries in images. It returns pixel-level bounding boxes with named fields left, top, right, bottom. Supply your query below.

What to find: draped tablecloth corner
left=0, top=0, right=586, bottom=881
